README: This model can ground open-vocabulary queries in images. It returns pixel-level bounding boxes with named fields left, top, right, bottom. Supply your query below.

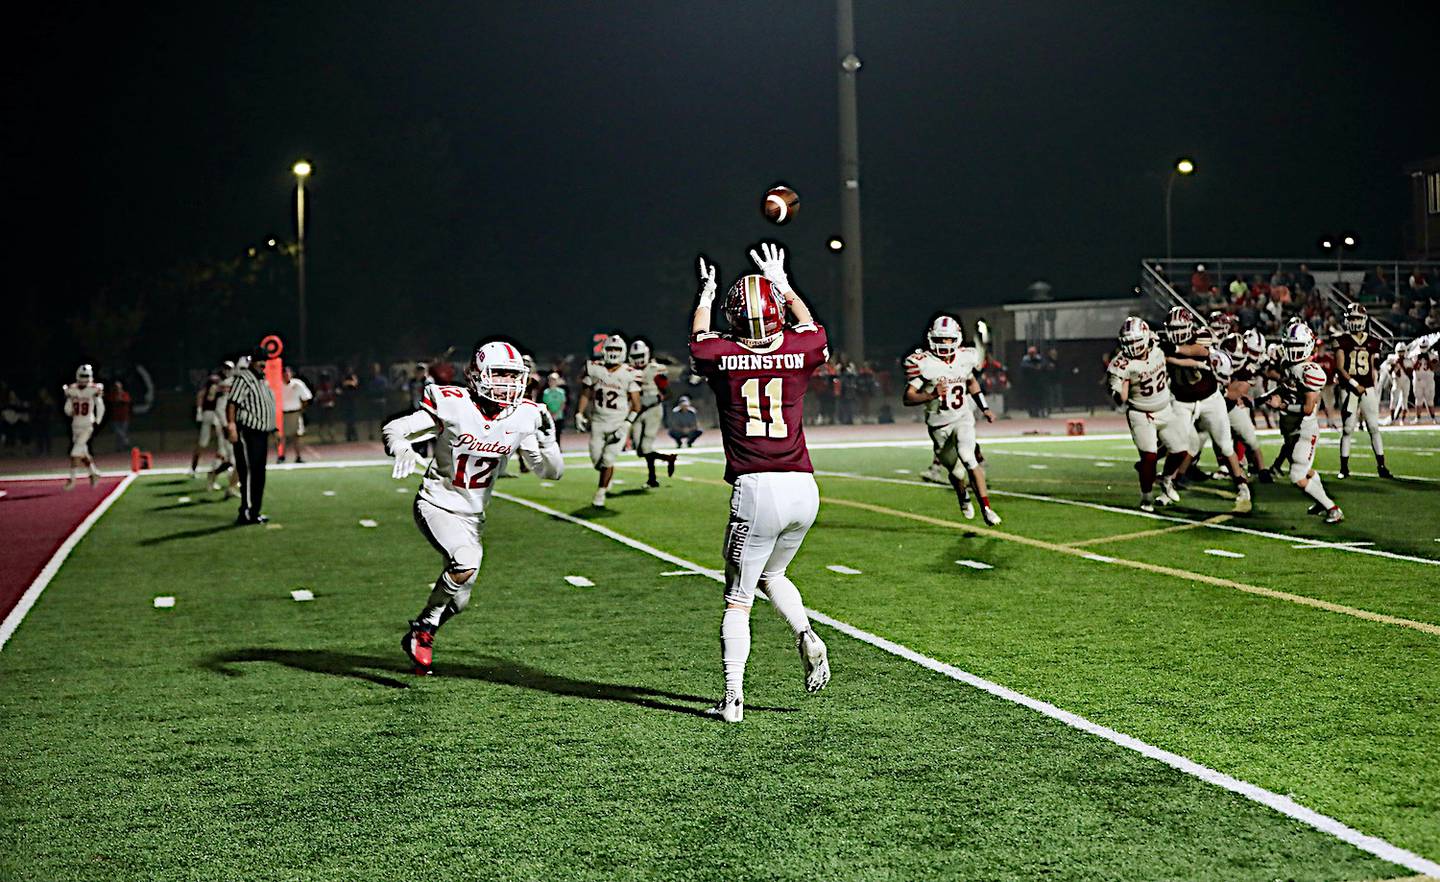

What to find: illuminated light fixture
left=1175, top=158, right=1195, bottom=175
left=292, top=160, right=312, bottom=178
left=827, top=237, right=844, bottom=252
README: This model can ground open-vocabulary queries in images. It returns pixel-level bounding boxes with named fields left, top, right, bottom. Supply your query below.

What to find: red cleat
left=401, top=625, right=435, bottom=675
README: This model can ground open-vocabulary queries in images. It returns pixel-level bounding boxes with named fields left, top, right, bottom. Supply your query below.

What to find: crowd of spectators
left=1173, top=262, right=1440, bottom=340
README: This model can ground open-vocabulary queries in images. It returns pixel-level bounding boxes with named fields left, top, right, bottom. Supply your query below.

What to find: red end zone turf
left=0, top=477, right=126, bottom=631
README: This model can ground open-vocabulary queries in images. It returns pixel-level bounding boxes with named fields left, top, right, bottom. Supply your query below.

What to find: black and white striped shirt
left=227, top=368, right=276, bottom=432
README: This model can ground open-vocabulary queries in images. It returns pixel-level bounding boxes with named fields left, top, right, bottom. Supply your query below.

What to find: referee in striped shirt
left=225, top=347, right=276, bottom=525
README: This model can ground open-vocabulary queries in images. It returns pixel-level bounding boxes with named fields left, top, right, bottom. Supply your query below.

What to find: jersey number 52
left=740, top=377, right=788, bottom=439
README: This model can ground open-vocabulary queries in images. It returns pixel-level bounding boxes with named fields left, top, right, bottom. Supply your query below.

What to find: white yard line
left=0, top=474, right=137, bottom=650
left=810, top=469, right=1440, bottom=569
left=493, top=489, right=1439, bottom=878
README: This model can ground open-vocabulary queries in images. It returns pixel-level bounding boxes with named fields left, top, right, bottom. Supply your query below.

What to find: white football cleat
left=1232, top=483, right=1252, bottom=514
left=1324, top=506, right=1345, bottom=524
left=798, top=629, right=830, bottom=694
left=982, top=506, right=1002, bottom=526
left=960, top=498, right=975, bottom=520
left=920, top=463, right=948, bottom=484
left=592, top=488, right=606, bottom=508
left=1158, top=476, right=1181, bottom=503
left=1139, top=492, right=1156, bottom=513
left=703, top=691, right=744, bottom=723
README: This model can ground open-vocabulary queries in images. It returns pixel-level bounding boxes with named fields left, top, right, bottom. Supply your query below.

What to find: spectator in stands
left=1020, top=346, right=1046, bottom=417
left=1363, top=266, right=1390, bottom=303
left=1190, top=264, right=1214, bottom=296
left=1228, top=276, right=1248, bottom=302
left=338, top=369, right=361, bottom=442
left=668, top=395, right=702, bottom=447
left=1296, top=264, right=1316, bottom=294
left=313, top=371, right=336, bottom=442
left=1044, top=347, right=1061, bottom=415
left=542, top=373, right=566, bottom=425
left=107, top=380, right=133, bottom=451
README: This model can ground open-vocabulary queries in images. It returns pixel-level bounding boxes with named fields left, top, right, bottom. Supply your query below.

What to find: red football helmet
left=723, top=275, right=787, bottom=342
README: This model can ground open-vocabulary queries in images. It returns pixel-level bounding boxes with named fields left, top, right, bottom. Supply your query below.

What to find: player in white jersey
left=1412, top=351, right=1436, bottom=422
left=627, top=339, right=679, bottom=487
left=62, top=364, right=105, bottom=489
left=1261, top=323, right=1343, bottom=523
left=383, top=340, right=563, bottom=675
left=575, top=335, right=641, bottom=507
left=1108, top=317, right=1191, bottom=512
left=1216, top=330, right=1270, bottom=481
left=903, top=316, right=1001, bottom=524
left=1382, top=344, right=1413, bottom=425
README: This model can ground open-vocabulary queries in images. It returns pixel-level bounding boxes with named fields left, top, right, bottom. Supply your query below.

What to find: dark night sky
left=5, top=1, right=1436, bottom=377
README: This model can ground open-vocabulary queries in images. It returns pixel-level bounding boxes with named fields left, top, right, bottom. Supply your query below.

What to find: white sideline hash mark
left=494, top=489, right=1440, bottom=878
left=827, top=564, right=863, bottom=575
left=176, top=496, right=192, bottom=503
left=1028, top=464, right=1049, bottom=470
left=322, top=490, right=336, bottom=497
left=358, top=519, right=378, bottom=528
left=1093, top=462, right=1114, bottom=468
left=290, top=589, right=314, bottom=602
left=396, top=487, right=409, bottom=493
left=153, top=596, right=175, bottom=608
left=540, top=482, right=554, bottom=487
left=955, top=560, right=994, bottom=570
left=893, top=468, right=913, bottom=474
left=1204, top=549, right=1246, bottom=559
left=563, top=575, right=595, bottom=587
left=660, top=570, right=707, bottom=577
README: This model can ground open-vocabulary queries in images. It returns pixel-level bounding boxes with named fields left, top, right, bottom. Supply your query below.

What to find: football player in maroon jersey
left=689, top=243, right=831, bottom=723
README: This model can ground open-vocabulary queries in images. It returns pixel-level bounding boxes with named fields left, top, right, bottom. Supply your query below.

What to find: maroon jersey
left=689, top=323, right=828, bottom=482
left=1160, top=331, right=1218, bottom=402
left=1333, top=332, right=1381, bottom=388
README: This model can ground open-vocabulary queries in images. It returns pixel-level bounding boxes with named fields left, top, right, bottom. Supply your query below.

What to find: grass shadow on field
left=139, top=523, right=238, bottom=545
left=149, top=498, right=226, bottom=511
left=566, top=505, right=620, bottom=520
left=200, top=648, right=789, bottom=719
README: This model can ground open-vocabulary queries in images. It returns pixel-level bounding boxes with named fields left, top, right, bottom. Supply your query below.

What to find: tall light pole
left=292, top=159, right=312, bottom=362
left=837, top=0, right=865, bottom=363
left=1165, top=157, right=1195, bottom=269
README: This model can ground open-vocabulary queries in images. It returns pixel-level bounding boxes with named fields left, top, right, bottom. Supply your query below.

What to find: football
left=762, top=185, right=799, bottom=224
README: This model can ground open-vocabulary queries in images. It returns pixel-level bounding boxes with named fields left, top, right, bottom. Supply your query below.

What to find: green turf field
left=3, top=429, right=1438, bottom=881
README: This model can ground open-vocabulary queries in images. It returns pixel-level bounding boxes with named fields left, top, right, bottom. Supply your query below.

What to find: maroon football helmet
left=723, top=274, right=787, bottom=342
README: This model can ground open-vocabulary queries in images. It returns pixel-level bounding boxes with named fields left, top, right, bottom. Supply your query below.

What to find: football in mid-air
left=762, top=185, right=799, bottom=224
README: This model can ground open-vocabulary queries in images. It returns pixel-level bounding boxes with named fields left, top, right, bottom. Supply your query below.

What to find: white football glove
left=195, top=409, right=203, bottom=423
left=697, top=256, right=718, bottom=309
left=392, top=446, right=423, bottom=479
left=575, top=411, right=589, bottom=433
left=749, top=242, right=791, bottom=293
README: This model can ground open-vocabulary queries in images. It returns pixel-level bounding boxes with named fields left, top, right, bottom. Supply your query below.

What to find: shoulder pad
left=1301, top=363, right=1328, bottom=390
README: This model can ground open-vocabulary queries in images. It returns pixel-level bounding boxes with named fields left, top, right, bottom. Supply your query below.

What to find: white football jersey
left=1108, top=345, right=1171, bottom=413
left=416, top=383, right=551, bottom=516
left=63, top=382, right=105, bottom=426
left=633, top=361, right=668, bottom=407
left=582, top=362, right=640, bottom=425
left=1279, top=361, right=1328, bottom=419
left=904, top=347, right=980, bottom=426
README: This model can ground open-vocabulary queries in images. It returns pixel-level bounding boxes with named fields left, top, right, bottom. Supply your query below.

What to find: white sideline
left=493, top=490, right=1438, bottom=877
left=0, top=474, right=137, bottom=651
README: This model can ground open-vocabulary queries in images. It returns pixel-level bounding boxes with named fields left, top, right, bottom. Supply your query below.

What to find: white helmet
left=1209, top=347, right=1234, bottom=382
left=927, top=316, right=962, bottom=358
left=628, top=339, right=651, bottom=367
left=75, top=364, right=94, bottom=383
left=1119, top=317, right=1151, bottom=358
left=1284, top=322, right=1315, bottom=363
left=1242, top=329, right=1266, bottom=363
left=468, top=341, right=529, bottom=407
left=602, top=335, right=626, bottom=366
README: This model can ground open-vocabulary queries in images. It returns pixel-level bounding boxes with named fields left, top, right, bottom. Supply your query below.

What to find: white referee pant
left=722, top=472, right=819, bottom=608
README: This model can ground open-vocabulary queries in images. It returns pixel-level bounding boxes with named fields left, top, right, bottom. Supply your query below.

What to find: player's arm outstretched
left=382, top=398, right=442, bottom=479
left=750, top=242, right=813, bottom=326
left=517, top=406, right=564, bottom=480
left=691, top=256, right=718, bottom=336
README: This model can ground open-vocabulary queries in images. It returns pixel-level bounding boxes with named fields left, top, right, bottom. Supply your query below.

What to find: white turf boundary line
left=494, top=489, right=1440, bottom=877
left=0, top=474, right=137, bottom=651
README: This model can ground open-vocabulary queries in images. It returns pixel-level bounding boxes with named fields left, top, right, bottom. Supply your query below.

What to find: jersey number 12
left=741, top=377, right=787, bottom=439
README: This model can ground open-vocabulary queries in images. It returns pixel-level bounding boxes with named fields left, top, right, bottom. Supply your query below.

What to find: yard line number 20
left=740, top=377, right=787, bottom=438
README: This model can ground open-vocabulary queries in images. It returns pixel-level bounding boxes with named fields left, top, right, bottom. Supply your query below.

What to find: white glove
left=749, top=242, right=791, bottom=293
left=575, top=411, right=589, bottom=433
left=697, top=256, right=718, bottom=309
left=392, top=446, right=423, bottom=479
left=195, top=410, right=203, bottom=423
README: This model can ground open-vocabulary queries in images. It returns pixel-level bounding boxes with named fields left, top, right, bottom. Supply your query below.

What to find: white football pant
left=1338, top=386, right=1384, bottom=457
left=1227, top=404, right=1259, bottom=452
left=588, top=419, right=626, bottom=469
left=1173, top=392, right=1235, bottom=458
left=413, top=497, right=485, bottom=573
left=629, top=406, right=663, bottom=456
left=722, top=472, right=819, bottom=608
left=928, top=416, right=979, bottom=477
left=1126, top=404, right=1190, bottom=455
left=70, top=423, right=94, bottom=459
left=1289, top=416, right=1322, bottom=484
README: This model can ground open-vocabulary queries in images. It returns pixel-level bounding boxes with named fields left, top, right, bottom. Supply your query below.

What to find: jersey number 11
left=741, top=377, right=788, bottom=439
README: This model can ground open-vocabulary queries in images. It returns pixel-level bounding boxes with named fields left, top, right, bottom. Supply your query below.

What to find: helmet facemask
left=602, top=337, right=626, bottom=366
left=628, top=341, right=650, bottom=368
left=471, top=365, right=527, bottom=407
left=1345, top=307, right=1367, bottom=334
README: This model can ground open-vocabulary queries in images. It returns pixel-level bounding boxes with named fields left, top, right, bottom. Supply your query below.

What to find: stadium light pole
left=292, top=160, right=312, bottom=363
left=1165, top=157, right=1195, bottom=269
left=837, top=0, right=865, bottom=363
